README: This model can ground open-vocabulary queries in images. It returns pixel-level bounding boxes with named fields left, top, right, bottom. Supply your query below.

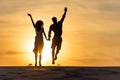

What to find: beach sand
left=0, top=66, right=120, bottom=80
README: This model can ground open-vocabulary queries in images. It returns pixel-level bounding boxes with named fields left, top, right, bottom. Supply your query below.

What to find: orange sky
left=0, top=0, right=120, bottom=66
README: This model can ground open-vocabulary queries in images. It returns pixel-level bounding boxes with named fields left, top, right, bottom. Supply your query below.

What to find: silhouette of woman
left=28, top=13, right=47, bottom=67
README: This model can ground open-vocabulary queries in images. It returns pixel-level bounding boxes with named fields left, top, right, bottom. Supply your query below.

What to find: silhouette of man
left=48, top=7, right=68, bottom=64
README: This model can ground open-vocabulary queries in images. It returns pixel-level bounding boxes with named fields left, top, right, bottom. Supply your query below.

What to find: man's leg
left=51, top=38, right=56, bottom=64
left=54, top=38, right=62, bottom=60
left=54, top=49, right=60, bottom=60
left=52, top=47, right=55, bottom=64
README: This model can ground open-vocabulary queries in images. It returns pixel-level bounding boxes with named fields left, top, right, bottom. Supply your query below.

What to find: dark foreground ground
left=0, top=66, right=120, bottom=80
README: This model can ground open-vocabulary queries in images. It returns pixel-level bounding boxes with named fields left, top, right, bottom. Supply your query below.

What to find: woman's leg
left=35, top=53, right=38, bottom=67
left=33, top=40, right=38, bottom=67
left=33, top=47, right=38, bottom=67
left=39, top=47, right=43, bottom=67
left=39, top=52, right=42, bottom=67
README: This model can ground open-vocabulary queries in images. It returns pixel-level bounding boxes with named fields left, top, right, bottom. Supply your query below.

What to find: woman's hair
left=36, top=20, right=43, bottom=30
left=36, top=20, right=43, bottom=27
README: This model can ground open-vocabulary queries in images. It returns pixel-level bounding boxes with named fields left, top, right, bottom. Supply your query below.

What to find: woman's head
left=36, top=20, right=44, bottom=28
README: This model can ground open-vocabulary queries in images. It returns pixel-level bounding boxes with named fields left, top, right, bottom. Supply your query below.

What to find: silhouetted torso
left=35, top=26, right=43, bottom=43
left=50, top=21, right=63, bottom=38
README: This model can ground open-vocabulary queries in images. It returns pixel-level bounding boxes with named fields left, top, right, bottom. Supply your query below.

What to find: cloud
left=0, top=51, right=25, bottom=56
left=0, top=19, right=9, bottom=24
left=0, top=52, right=4, bottom=55
left=72, top=58, right=106, bottom=64
left=5, top=51, right=26, bottom=55
left=0, top=0, right=70, bottom=15
left=97, top=0, right=120, bottom=12
left=1, top=0, right=120, bottom=15
left=73, top=0, right=120, bottom=20
left=0, top=0, right=43, bottom=14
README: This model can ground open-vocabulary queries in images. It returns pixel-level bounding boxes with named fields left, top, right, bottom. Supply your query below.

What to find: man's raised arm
left=27, top=13, right=36, bottom=28
left=60, top=7, right=68, bottom=23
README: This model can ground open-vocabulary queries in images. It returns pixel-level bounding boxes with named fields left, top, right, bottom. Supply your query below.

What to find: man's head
left=52, top=17, right=57, bottom=23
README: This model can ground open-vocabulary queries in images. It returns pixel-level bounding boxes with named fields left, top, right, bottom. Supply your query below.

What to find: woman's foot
left=35, top=63, right=37, bottom=68
left=39, top=62, right=42, bottom=67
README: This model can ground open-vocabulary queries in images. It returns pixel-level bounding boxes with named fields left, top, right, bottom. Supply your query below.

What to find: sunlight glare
left=24, top=39, right=52, bottom=65
left=42, top=40, right=52, bottom=64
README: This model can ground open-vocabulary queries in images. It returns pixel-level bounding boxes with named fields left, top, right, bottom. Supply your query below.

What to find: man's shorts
left=51, top=37, right=62, bottom=50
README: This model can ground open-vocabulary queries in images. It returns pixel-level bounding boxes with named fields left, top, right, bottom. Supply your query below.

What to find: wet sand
left=0, top=66, right=120, bottom=80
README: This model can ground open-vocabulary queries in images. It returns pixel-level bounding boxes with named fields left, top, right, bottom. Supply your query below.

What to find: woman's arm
left=42, top=28, right=47, bottom=40
left=28, top=13, right=36, bottom=28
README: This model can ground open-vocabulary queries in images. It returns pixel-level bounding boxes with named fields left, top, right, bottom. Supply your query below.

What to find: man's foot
left=52, top=60, right=55, bottom=64
left=54, top=54, right=57, bottom=60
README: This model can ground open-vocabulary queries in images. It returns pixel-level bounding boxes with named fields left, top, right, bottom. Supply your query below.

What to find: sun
left=42, top=39, right=52, bottom=64
left=23, top=38, right=52, bottom=66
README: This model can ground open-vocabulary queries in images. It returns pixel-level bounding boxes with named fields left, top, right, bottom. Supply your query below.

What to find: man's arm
left=27, top=13, right=36, bottom=28
left=60, top=7, right=68, bottom=23
left=48, top=26, right=52, bottom=41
